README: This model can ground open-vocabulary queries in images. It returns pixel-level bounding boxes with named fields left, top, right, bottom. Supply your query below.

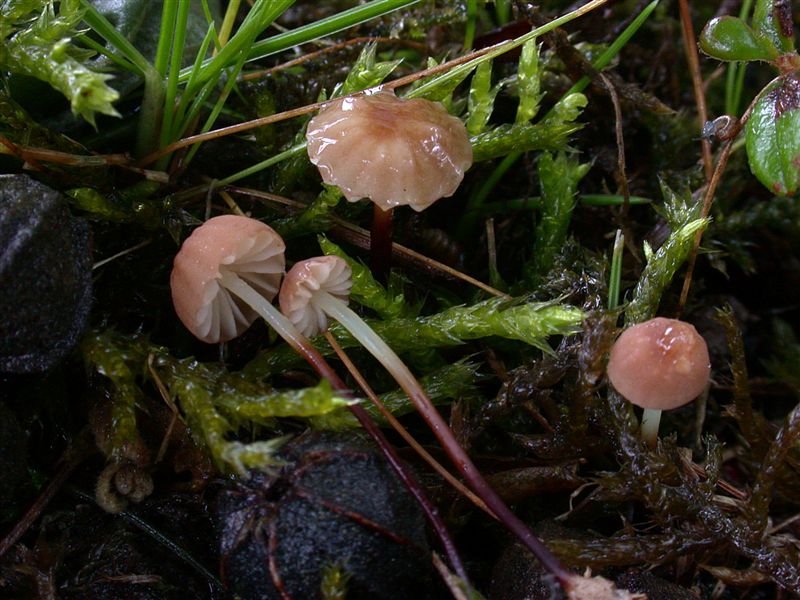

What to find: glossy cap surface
left=306, top=90, right=473, bottom=211
left=607, top=317, right=710, bottom=410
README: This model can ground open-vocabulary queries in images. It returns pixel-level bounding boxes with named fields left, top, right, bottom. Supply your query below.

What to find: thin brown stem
left=323, top=331, right=493, bottom=516
left=597, top=73, right=630, bottom=213
left=370, top=205, right=394, bottom=284
left=676, top=77, right=778, bottom=313
left=678, top=0, right=713, bottom=182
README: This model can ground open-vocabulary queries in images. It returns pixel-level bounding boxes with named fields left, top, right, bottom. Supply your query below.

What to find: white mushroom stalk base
left=639, top=408, right=662, bottom=448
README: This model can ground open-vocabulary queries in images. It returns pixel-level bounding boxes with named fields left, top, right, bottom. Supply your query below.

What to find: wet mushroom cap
left=279, top=256, right=352, bottom=338
left=306, top=90, right=473, bottom=212
left=607, top=317, right=710, bottom=410
left=170, top=215, right=285, bottom=343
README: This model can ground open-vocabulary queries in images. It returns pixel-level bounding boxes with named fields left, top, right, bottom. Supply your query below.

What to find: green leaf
left=753, top=0, right=795, bottom=54
left=699, top=16, right=778, bottom=62
left=471, top=93, right=586, bottom=162
left=515, top=39, right=541, bottom=123
left=466, top=60, right=499, bottom=136
left=82, top=331, right=144, bottom=462
left=655, top=178, right=703, bottom=229
left=336, top=42, right=403, bottom=97
left=626, top=218, right=710, bottom=325
left=214, top=379, right=354, bottom=422
left=244, top=298, right=584, bottom=377
left=746, top=76, right=800, bottom=196
left=410, top=56, right=473, bottom=104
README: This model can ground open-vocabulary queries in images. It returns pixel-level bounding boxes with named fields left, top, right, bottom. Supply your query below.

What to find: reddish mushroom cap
left=607, top=317, right=710, bottom=410
left=170, top=215, right=285, bottom=343
left=279, top=256, right=352, bottom=337
left=306, top=90, right=473, bottom=212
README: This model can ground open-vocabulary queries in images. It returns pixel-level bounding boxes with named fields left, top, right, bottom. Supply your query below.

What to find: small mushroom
left=280, top=258, right=425, bottom=399
left=606, top=317, right=710, bottom=446
left=170, top=215, right=286, bottom=344
left=306, top=90, right=473, bottom=279
left=280, top=256, right=576, bottom=586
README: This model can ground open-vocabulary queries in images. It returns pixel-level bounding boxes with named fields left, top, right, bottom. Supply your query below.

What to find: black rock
left=216, top=432, right=433, bottom=600
left=0, top=174, right=92, bottom=373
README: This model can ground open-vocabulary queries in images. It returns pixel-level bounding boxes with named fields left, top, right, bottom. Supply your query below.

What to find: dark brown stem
left=399, top=373, right=573, bottom=586
left=280, top=334, right=470, bottom=583
left=370, top=205, right=394, bottom=284
left=313, top=295, right=572, bottom=586
left=678, top=0, right=713, bottom=183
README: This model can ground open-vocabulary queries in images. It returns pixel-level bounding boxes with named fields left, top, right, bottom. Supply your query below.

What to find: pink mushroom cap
left=607, top=317, right=710, bottom=410
left=306, top=90, right=473, bottom=212
left=170, top=215, right=285, bottom=343
left=279, top=256, right=352, bottom=338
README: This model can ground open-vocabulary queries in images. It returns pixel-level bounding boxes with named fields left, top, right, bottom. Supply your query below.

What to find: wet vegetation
left=2, top=0, right=800, bottom=598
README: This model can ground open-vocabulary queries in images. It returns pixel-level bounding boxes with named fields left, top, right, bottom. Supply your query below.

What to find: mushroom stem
left=370, top=205, right=394, bottom=284
left=639, top=408, right=662, bottom=447
left=312, top=289, right=573, bottom=584
left=218, top=270, right=469, bottom=582
left=220, top=271, right=309, bottom=356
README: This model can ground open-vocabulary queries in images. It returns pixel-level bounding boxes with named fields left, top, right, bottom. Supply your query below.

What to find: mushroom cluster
left=169, top=217, right=578, bottom=590
left=170, top=215, right=469, bottom=580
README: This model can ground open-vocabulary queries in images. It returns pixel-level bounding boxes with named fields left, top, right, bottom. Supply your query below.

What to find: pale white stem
left=220, top=270, right=308, bottom=352
left=313, top=289, right=571, bottom=581
left=314, top=290, right=465, bottom=457
left=314, top=291, right=431, bottom=410
left=640, top=408, right=662, bottom=447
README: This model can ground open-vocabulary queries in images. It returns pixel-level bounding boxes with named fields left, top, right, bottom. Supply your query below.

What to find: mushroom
left=170, top=215, right=468, bottom=581
left=171, top=215, right=286, bottom=344
left=306, top=89, right=473, bottom=279
left=606, top=317, right=710, bottom=446
left=279, top=255, right=575, bottom=586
